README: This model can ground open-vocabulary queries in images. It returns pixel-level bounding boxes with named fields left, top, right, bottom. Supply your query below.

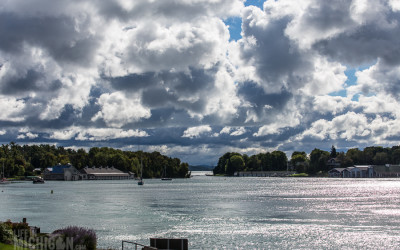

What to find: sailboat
left=161, top=166, right=172, bottom=181
left=0, top=162, right=10, bottom=185
left=138, top=152, right=144, bottom=185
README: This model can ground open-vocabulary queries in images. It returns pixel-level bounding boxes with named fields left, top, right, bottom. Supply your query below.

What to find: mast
left=140, top=152, right=143, bottom=179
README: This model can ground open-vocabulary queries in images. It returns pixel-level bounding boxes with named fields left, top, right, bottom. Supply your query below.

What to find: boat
left=138, top=152, right=144, bottom=185
left=161, top=166, right=172, bottom=181
left=0, top=163, right=10, bottom=185
left=32, top=177, right=45, bottom=184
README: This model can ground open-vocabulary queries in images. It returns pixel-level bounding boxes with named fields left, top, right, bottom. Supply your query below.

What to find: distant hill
left=189, top=165, right=214, bottom=171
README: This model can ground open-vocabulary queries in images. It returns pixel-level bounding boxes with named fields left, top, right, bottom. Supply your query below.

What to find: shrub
left=0, top=222, right=14, bottom=244
left=290, top=173, right=309, bottom=177
left=52, top=226, right=97, bottom=250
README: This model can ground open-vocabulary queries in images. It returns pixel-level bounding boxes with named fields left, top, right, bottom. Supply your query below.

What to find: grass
left=290, top=173, right=309, bottom=177
left=0, top=242, right=30, bottom=250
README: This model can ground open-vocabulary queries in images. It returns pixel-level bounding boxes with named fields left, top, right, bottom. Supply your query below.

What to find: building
left=373, top=165, right=400, bottom=177
left=327, top=168, right=346, bottom=177
left=329, top=165, right=374, bottom=178
left=235, top=171, right=296, bottom=177
left=44, top=164, right=80, bottom=181
left=328, top=165, right=399, bottom=178
left=327, top=158, right=341, bottom=168
left=80, top=166, right=134, bottom=180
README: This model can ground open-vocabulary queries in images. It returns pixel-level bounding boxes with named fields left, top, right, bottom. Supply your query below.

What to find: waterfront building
left=327, top=168, right=346, bottom=177
left=327, top=158, right=341, bottom=168
left=329, top=165, right=400, bottom=178
left=44, top=164, right=80, bottom=181
left=80, top=166, right=134, bottom=180
left=373, top=165, right=400, bottom=177
left=234, top=171, right=296, bottom=177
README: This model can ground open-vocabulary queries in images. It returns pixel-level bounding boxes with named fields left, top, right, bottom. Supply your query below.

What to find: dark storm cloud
left=0, top=70, right=62, bottom=95
left=108, top=67, right=216, bottom=117
left=109, top=73, right=159, bottom=91
left=238, top=81, right=292, bottom=113
left=94, top=0, right=241, bottom=22
left=0, top=12, right=99, bottom=66
left=313, top=23, right=400, bottom=67
left=240, top=11, right=311, bottom=92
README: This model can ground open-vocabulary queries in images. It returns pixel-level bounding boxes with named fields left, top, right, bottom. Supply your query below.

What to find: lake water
left=2, top=174, right=400, bottom=249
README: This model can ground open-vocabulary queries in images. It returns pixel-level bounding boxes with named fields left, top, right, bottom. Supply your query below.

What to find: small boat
left=33, top=177, right=45, bottom=184
left=0, top=163, right=10, bottom=185
left=138, top=152, right=144, bottom=185
left=161, top=166, right=172, bottom=181
left=0, top=178, right=10, bottom=185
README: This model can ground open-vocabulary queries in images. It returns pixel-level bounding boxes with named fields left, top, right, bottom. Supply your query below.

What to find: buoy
left=51, top=190, right=53, bottom=194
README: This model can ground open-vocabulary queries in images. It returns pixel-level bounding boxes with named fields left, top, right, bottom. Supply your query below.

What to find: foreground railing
left=121, top=240, right=157, bottom=250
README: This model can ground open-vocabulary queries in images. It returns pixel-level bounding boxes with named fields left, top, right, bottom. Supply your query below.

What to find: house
left=328, top=168, right=346, bottom=177
left=329, top=165, right=377, bottom=178
left=234, top=171, right=296, bottom=177
left=327, top=158, right=341, bottom=168
left=373, top=165, right=400, bottom=177
left=44, top=164, right=80, bottom=181
left=80, top=166, right=134, bottom=180
left=354, top=165, right=374, bottom=178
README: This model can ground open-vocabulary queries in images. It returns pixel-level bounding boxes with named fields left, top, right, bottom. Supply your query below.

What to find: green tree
left=270, top=151, right=288, bottom=171
left=392, top=148, right=400, bottom=164
left=330, top=145, right=337, bottom=158
left=373, top=152, right=388, bottom=165
left=290, top=153, right=308, bottom=173
left=309, top=148, right=330, bottom=174
left=228, top=155, right=245, bottom=175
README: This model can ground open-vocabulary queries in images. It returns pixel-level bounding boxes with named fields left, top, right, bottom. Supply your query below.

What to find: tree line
left=213, top=145, right=400, bottom=176
left=0, top=142, right=190, bottom=178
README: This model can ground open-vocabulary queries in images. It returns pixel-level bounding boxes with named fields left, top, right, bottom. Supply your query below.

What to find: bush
left=0, top=223, right=14, bottom=244
left=52, top=226, right=97, bottom=250
left=290, top=173, right=309, bottom=177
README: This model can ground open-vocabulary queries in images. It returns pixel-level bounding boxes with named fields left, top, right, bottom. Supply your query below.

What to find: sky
left=1, top=0, right=400, bottom=166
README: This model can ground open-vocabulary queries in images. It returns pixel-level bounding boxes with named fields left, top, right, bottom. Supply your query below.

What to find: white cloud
left=182, top=125, right=212, bottom=138
left=297, top=112, right=382, bottom=142
left=253, top=125, right=282, bottom=137
left=93, top=92, right=151, bottom=128
left=313, top=96, right=354, bottom=115
left=76, top=128, right=148, bottom=141
left=50, top=129, right=78, bottom=140
left=220, top=127, right=232, bottom=134
left=17, top=132, right=39, bottom=139
left=0, top=96, right=26, bottom=122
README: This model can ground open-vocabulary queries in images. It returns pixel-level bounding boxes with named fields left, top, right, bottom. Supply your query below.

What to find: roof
left=328, top=168, right=346, bottom=173
left=81, top=166, right=129, bottom=176
left=48, top=164, right=74, bottom=174
left=374, top=165, right=400, bottom=173
left=354, top=166, right=372, bottom=171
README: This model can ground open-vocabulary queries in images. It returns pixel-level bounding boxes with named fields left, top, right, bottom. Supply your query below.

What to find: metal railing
left=122, top=240, right=157, bottom=250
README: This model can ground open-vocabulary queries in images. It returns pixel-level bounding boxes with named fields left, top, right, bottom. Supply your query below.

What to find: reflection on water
left=2, top=177, right=400, bottom=249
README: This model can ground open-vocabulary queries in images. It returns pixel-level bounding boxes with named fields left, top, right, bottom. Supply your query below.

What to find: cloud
left=92, top=92, right=151, bottom=128
left=17, top=128, right=39, bottom=139
left=0, top=0, right=400, bottom=165
left=182, top=125, right=212, bottom=138
left=0, top=97, right=26, bottom=122
left=75, top=128, right=148, bottom=141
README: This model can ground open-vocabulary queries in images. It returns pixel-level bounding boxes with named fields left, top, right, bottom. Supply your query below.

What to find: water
left=2, top=176, right=400, bottom=249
